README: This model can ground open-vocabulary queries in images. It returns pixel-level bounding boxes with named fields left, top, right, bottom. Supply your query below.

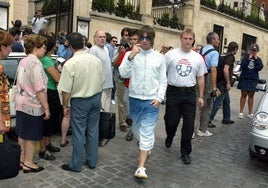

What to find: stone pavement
left=1, top=69, right=268, bottom=188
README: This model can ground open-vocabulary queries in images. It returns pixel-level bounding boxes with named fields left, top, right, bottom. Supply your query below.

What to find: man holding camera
left=112, top=27, right=131, bottom=132
left=196, top=32, right=221, bottom=137
left=31, top=10, right=48, bottom=34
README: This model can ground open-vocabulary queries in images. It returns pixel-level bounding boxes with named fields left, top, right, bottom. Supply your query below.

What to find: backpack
left=200, top=48, right=226, bottom=83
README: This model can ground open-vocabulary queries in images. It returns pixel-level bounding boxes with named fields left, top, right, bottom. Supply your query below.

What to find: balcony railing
left=91, top=0, right=141, bottom=21
left=201, top=0, right=268, bottom=30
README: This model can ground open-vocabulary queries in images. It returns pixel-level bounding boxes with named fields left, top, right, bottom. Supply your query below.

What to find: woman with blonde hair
left=16, top=34, right=50, bottom=173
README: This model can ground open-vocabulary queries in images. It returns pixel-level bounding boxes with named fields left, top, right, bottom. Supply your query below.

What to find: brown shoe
left=125, top=118, right=132, bottom=126
left=120, top=125, right=128, bottom=132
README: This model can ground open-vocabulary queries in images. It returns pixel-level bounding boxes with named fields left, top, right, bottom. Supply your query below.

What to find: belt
left=168, top=85, right=196, bottom=92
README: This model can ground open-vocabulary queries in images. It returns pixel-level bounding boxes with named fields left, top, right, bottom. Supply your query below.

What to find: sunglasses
left=112, top=40, right=117, bottom=43
left=139, top=36, right=151, bottom=41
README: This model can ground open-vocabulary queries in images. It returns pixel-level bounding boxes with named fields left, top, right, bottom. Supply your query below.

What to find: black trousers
left=164, top=85, right=196, bottom=156
left=43, top=89, right=62, bottom=136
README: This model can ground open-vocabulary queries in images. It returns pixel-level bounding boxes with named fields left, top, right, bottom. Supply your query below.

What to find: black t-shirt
left=220, top=54, right=235, bottom=85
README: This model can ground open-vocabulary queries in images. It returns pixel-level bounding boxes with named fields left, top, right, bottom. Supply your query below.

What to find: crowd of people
left=0, top=10, right=264, bottom=179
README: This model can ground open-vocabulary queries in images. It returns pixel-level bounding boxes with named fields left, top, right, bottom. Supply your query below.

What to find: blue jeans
left=210, top=83, right=231, bottom=121
left=129, top=97, right=159, bottom=151
left=69, top=93, right=101, bottom=171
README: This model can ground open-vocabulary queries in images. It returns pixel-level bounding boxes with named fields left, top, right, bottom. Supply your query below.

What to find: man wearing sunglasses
left=119, top=25, right=167, bottom=179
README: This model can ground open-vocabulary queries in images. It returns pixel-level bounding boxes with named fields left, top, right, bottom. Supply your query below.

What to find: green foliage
left=115, top=0, right=127, bottom=17
left=92, top=0, right=106, bottom=12
left=91, top=0, right=141, bottom=20
left=42, top=0, right=70, bottom=15
left=203, top=0, right=268, bottom=30
left=106, top=0, right=115, bottom=14
left=157, top=12, right=170, bottom=27
left=169, top=15, right=179, bottom=29
left=200, top=0, right=217, bottom=9
left=153, top=0, right=170, bottom=6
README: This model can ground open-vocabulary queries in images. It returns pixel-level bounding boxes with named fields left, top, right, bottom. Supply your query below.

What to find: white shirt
left=31, top=17, right=48, bottom=34
left=165, top=48, right=207, bottom=87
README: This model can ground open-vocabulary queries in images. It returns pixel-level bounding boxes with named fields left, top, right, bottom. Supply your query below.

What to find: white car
left=249, top=87, right=268, bottom=160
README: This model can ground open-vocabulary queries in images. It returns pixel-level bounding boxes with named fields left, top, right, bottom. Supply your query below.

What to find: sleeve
left=156, top=55, right=167, bottom=102
left=41, top=57, right=54, bottom=69
left=240, top=56, right=249, bottom=70
left=118, top=51, right=134, bottom=79
left=57, top=62, right=74, bottom=93
left=255, top=57, right=263, bottom=71
left=224, top=55, right=234, bottom=67
left=30, top=63, right=47, bottom=92
left=210, top=52, right=219, bottom=67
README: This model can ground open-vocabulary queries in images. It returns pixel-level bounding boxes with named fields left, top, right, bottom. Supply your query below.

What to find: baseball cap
left=251, top=44, right=259, bottom=51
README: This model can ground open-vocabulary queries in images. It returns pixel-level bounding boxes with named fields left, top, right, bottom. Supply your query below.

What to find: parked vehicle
left=231, top=61, right=241, bottom=87
left=249, top=88, right=268, bottom=160
left=1, top=53, right=60, bottom=119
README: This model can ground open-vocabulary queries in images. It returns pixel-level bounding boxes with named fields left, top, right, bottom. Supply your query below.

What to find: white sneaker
left=111, top=100, right=116, bottom=104
left=192, top=133, right=195, bottom=139
left=238, top=113, right=244, bottom=119
left=196, top=130, right=213, bottom=137
left=247, top=114, right=254, bottom=118
left=134, top=167, right=148, bottom=179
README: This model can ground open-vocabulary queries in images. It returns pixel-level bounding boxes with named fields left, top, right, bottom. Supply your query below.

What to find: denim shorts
left=129, top=97, right=159, bottom=151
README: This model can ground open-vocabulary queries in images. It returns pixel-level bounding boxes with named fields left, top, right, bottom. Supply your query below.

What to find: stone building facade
left=1, top=0, right=268, bottom=63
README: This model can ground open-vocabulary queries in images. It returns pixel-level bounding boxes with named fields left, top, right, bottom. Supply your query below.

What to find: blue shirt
left=201, top=44, right=219, bottom=70
left=57, top=44, right=72, bottom=59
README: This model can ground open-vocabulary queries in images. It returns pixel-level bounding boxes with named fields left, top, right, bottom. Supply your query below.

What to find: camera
left=117, top=42, right=130, bottom=50
left=210, top=90, right=217, bottom=97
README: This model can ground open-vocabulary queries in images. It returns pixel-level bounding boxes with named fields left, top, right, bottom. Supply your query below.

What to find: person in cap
left=237, top=44, right=263, bottom=119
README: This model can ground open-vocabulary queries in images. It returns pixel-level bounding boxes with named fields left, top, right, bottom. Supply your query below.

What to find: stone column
left=139, top=0, right=153, bottom=25
left=182, top=0, right=194, bottom=29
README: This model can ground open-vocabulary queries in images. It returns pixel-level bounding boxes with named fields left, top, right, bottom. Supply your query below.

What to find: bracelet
left=199, top=96, right=204, bottom=99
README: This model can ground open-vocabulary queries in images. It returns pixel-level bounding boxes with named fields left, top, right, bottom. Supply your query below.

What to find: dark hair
left=105, top=32, right=112, bottom=43
left=9, top=27, right=21, bottom=37
left=66, top=32, right=83, bottom=50
left=206, top=32, right=218, bottom=44
left=0, top=30, right=14, bottom=48
left=12, top=20, right=22, bottom=28
left=24, top=34, right=47, bottom=54
left=22, top=27, right=32, bottom=36
left=120, top=27, right=130, bottom=37
left=129, top=28, right=139, bottom=37
left=38, top=28, right=47, bottom=36
left=45, top=35, right=56, bottom=55
left=138, top=25, right=155, bottom=46
left=86, top=41, right=92, bottom=49
left=227, top=42, right=238, bottom=52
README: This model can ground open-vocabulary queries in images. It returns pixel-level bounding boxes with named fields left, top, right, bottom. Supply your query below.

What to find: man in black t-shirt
left=209, top=42, right=239, bottom=125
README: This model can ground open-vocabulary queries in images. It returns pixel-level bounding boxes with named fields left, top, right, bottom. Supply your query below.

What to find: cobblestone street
left=1, top=68, right=268, bottom=188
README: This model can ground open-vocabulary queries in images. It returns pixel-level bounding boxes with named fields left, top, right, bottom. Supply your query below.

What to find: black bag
left=0, top=134, right=21, bottom=180
left=99, top=111, right=116, bottom=146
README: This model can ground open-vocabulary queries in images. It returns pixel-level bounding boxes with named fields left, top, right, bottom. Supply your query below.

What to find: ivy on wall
left=92, top=0, right=141, bottom=20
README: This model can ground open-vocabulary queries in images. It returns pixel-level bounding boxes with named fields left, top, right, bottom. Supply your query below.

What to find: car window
left=1, top=58, right=20, bottom=85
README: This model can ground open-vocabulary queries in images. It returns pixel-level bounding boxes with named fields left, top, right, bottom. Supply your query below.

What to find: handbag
left=99, top=110, right=116, bottom=146
left=0, top=134, right=21, bottom=180
left=9, top=69, right=18, bottom=118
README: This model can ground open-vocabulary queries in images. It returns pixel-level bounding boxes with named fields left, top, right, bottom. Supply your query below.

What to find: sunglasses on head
left=139, top=36, right=151, bottom=41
